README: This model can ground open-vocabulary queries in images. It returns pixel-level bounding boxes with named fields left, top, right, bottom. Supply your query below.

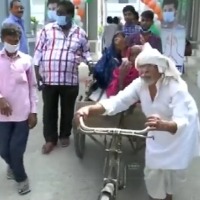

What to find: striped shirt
left=33, top=23, right=92, bottom=85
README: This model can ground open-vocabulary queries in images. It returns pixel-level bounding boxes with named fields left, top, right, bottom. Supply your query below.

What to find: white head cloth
left=135, top=43, right=181, bottom=81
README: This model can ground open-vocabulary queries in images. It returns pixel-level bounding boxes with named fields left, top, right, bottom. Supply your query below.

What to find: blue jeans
left=0, top=121, right=29, bottom=182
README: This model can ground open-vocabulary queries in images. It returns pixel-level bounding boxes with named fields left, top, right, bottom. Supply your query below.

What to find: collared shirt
left=0, top=50, right=38, bottom=122
left=2, top=14, right=28, bottom=54
left=122, top=23, right=141, bottom=37
left=127, top=32, right=163, bottom=53
left=100, top=77, right=200, bottom=169
left=34, top=23, right=92, bottom=86
left=150, top=23, right=161, bottom=36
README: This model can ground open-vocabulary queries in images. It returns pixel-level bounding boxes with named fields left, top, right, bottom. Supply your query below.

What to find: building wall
left=198, top=16, right=200, bottom=42
left=0, top=0, right=199, bottom=53
left=30, top=0, right=46, bottom=25
left=87, top=0, right=98, bottom=40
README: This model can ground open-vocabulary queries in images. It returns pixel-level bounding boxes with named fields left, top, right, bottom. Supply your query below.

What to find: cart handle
left=78, top=116, right=154, bottom=139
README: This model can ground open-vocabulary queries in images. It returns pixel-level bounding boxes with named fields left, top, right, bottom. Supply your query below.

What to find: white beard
left=140, top=77, right=155, bottom=86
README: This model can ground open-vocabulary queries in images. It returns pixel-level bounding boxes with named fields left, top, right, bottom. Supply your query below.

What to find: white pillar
left=20, top=0, right=31, bottom=35
left=87, top=0, right=98, bottom=40
left=197, top=1, right=200, bottom=42
left=0, top=0, right=9, bottom=24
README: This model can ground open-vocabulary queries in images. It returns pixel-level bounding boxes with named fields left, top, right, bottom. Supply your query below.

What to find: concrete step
left=193, top=49, right=200, bottom=56
left=184, top=50, right=200, bottom=85
left=185, top=55, right=200, bottom=66
left=184, top=57, right=200, bottom=89
left=184, top=66, right=198, bottom=86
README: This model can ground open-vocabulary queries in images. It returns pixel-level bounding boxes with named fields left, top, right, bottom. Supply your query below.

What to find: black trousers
left=42, top=85, right=78, bottom=144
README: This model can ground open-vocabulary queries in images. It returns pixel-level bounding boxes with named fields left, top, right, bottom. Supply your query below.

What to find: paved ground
left=0, top=74, right=200, bottom=200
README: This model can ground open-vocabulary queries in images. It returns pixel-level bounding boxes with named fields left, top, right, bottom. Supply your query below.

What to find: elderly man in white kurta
left=75, top=43, right=200, bottom=200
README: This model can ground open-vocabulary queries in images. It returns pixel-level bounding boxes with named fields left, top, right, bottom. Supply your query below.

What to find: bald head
left=129, top=45, right=143, bottom=64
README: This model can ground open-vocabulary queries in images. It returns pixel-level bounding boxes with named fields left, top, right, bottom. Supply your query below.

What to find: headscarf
left=109, top=31, right=126, bottom=64
left=93, top=31, right=126, bottom=90
left=135, top=43, right=181, bottom=81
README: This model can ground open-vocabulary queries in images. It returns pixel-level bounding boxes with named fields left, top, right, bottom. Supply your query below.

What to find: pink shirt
left=0, top=50, right=38, bottom=122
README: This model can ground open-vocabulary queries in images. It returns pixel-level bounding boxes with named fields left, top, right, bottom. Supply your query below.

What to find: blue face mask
left=47, top=10, right=56, bottom=21
left=163, top=11, right=175, bottom=23
left=56, top=15, right=72, bottom=26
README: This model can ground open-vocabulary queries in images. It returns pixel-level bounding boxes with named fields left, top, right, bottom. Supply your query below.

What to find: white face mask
left=4, top=42, right=19, bottom=53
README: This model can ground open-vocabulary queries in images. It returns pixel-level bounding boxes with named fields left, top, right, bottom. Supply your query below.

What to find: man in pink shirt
left=0, top=23, right=38, bottom=195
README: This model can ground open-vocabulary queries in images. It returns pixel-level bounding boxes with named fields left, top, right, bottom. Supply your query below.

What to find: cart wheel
left=73, top=129, right=86, bottom=159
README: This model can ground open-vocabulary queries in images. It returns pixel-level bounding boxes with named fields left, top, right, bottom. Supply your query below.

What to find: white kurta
left=99, top=77, right=200, bottom=170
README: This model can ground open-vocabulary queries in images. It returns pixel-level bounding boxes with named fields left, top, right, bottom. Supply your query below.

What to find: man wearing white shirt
left=75, top=43, right=200, bottom=200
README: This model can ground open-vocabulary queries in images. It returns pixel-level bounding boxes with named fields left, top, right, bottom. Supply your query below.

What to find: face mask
left=4, top=42, right=19, bottom=53
left=47, top=10, right=56, bottom=21
left=56, top=15, right=72, bottom=26
left=65, top=16, right=72, bottom=25
left=163, top=11, right=175, bottom=23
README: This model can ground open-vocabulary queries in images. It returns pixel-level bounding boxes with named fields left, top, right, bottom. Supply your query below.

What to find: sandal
left=42, top=142, right=55, bottom=154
